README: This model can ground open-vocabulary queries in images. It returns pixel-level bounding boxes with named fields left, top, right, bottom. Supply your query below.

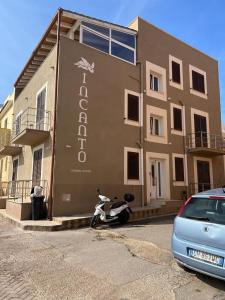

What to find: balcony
left=11, top=107, right=51, bottom=146
left=185, top=132, right=225, bottom=156
left=0, top=128, right=22, bottom=156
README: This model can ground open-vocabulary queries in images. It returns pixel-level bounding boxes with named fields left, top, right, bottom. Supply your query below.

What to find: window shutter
left=175, top=157, right=184, bottom=181
left=172, top=61, right=181, bottom=84
left=173, top=107, right=182, bottom=131
left=192, top=71, right=205, bottom=93
left=128, top=94, right=139, bottom=122
left=127, top=152, right=139, bottom=180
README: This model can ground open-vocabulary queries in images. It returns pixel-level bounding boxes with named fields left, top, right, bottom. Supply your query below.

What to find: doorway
left=32, top=147, right=43, bottom=186
left=194, top=114, right=208, bottom=147
left=149, top=159, right=162, bottom=199
left=197, top=160, right=211, bottom=192
left=11, top=157, right=19, bottom=195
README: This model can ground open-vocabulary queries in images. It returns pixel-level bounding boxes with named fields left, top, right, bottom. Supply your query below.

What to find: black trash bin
left=31, top=195, right=45, bottom=220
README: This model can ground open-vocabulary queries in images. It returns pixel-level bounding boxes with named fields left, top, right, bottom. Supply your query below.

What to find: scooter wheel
left=90, top=215, right=100, bottom=228
left=118, top=210, right=129, bottom=225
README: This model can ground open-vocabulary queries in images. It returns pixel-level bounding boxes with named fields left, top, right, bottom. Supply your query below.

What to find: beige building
left=1, top=8, right=225, bottom=219
left=0, top=93, right=14, bottom=182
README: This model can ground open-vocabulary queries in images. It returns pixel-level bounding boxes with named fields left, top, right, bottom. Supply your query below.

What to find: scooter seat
left=111, top=200, right=126, bottom=209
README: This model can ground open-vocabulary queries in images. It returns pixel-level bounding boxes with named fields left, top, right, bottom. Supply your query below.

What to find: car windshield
left=181, top=197, right=225, bottom=225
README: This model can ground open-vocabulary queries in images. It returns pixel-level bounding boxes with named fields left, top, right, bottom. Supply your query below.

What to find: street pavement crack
left=93, top=229, right=173, bottom=266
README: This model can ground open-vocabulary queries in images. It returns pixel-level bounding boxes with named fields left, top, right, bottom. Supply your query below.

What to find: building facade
left=1, top=8, right=225, bottom=219
left=0, top=93, right=14, bottom=182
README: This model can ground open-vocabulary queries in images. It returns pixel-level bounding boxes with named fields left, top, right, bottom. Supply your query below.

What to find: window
left=15, top=112, right=22, bottom=136
left=150, top=74, right=159, bottom=92
left=171, top=103, right=185, bottom=136
left=173, top=108, right=182, bottom=131
left=82, top=29, right=109, bottom=54
left=175, top=157, right=184, bottom=181
left=128, top=94, right=139, bottom=121
left=172, top=61, right=180, bottom=84
left=81, top=22, right=136, bottom=64
left=169, top=55, right=183, bottom=90
left=192, top=71, right=205, bottom=93
left=124, top=90, right=141, bottom=126
left=111, top=42, right=134, bottom=63
left=124, top=147, right=142, bottom=185
left=127, top=152, right=139, bottom=180
left=172, top=154, right=187, bottom=186
left=146, top=105, right=168, bottom=144
left=150, top=116, right=160, bottom=136
left=189, top=65, right=207, bottom=99
left=146, top=61, right=167, bottom=101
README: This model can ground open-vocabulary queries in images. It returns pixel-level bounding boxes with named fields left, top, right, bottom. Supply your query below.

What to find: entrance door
left=11, top=158, right=19, bottom=195
left=36, top=88, right=46, bottom=130
left=194, top=114, right=207, bottom=147
left=32, top=148, right=43, bottom=186
left=150, top=160, right=162, bottom=199
left=197, top=160, right=211, bottom=192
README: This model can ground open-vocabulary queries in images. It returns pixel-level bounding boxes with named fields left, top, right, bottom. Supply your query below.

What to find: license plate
left=188, top=248, right=224, bottom=267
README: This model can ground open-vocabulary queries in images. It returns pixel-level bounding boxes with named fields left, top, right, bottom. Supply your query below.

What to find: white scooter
left=90, top=189, right=135, bottom=228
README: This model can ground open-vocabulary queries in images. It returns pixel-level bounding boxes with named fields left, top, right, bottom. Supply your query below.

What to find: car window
left=181, top=197, right=225, bottom=225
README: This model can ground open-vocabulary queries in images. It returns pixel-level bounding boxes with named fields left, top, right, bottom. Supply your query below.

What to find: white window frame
left=189, top=65, right=207, bottom=99
left=146, top=105, right=168, bottom=144
left=146, top=61, right=167, bottom=101
left=124, top=89, right=142, bottom=127
left=80, top=24, right=136, bottom=65
left=124, top=147, right=143, bottom=185
left=31, top=144, right=44, bottom=182
left=170, top=103, right=186, bottom=136
left=169, top=55, right=183, bottom=90
left=172, top=153, right=188, bottom=186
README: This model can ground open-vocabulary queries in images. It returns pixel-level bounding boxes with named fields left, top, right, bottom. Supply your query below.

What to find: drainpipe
left=48, top=8, right=62, bottom=220
left=137, top=60, right=145, bottom=207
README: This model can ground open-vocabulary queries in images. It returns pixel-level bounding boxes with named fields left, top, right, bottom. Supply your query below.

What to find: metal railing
left=0, top=180, right=49, bottom=203
left=188, top=182, right=222, bottom=196
left=12, top=107, right=51, bottom=139
left=186, top=132, right=225, bottom=151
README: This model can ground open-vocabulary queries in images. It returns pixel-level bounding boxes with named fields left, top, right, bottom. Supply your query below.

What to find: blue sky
left=1, top=0, right=225, bottom=121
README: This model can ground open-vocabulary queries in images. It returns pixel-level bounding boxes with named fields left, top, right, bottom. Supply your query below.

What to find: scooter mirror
left=96, top=188, right=100, bottom=193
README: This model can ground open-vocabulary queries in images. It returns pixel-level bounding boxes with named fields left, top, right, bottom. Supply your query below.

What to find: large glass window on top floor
left=80, top=21, right=136, bottom=64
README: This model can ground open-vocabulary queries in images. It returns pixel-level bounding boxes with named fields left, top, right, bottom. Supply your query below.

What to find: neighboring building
left=0, top=93, right=14, bottom=182
left=2, top=8, right=225, bottom=219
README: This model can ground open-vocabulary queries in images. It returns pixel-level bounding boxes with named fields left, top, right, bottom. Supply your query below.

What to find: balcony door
left=197, top=160, right=211, bottom=192
left=194, top=114, right=208, bottom=147
left=36, top=87, right=46, bottom=131
left=32, top=148, right=43, bottom=186
left=11, top=158, right=19, bottom=196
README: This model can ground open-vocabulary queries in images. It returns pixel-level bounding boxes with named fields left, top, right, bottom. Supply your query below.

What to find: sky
left=1, top=0, right=225, bottom=121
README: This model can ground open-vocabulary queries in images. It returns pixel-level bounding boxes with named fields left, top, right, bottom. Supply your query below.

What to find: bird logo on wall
left=74, top=57, right=95, bottom=73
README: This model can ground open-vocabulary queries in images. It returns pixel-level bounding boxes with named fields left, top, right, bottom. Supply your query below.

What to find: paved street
left=0, top=216, right=225, bottom=300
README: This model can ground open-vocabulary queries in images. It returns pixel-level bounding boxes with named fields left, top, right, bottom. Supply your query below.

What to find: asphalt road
left=0, top=216, right=225, bottom=300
